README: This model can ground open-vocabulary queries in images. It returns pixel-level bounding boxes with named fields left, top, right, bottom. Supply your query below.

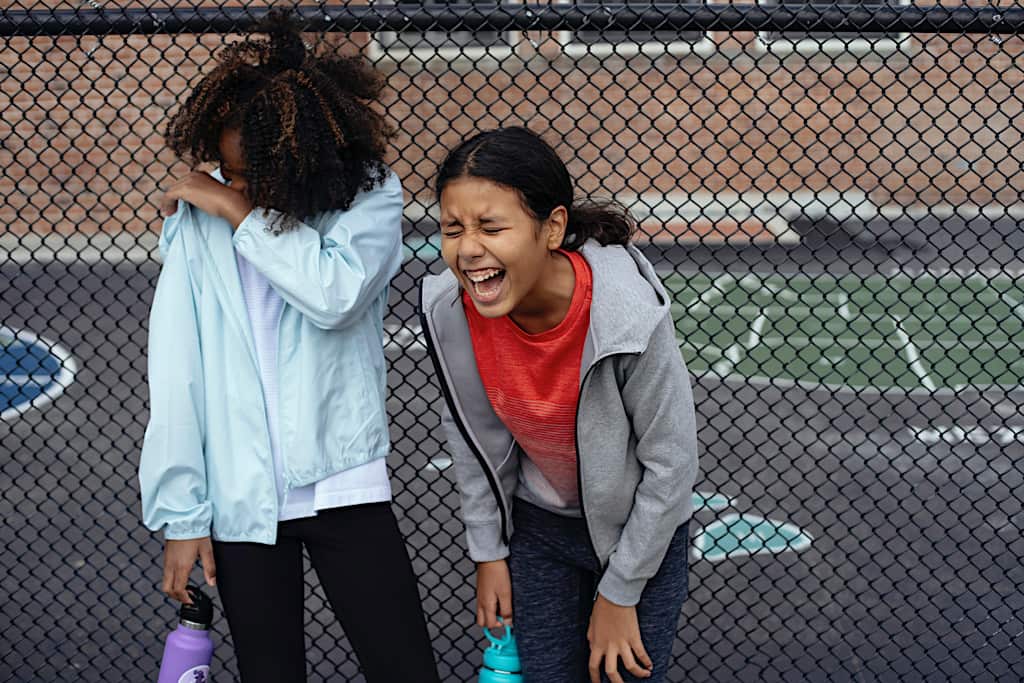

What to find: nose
left=457, top=229, right=486, bottom=262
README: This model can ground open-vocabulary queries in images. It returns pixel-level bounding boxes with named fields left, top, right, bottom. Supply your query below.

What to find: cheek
left=440, top=239, right=459, bottom=270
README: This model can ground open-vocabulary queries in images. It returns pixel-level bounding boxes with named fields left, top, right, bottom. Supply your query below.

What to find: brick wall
left=1, top=5, right=1021, bottom=243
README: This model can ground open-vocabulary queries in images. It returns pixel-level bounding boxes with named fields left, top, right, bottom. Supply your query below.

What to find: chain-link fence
left=2, top=2, right=1023, bottom=681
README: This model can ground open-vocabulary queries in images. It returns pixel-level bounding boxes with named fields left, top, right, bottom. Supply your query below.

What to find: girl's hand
left=162, top=537, right=217, bottom=604
left=587, top=594, right=653, bottom=683
left=476, top=559, right=513, bottom=628
left=159, top=171, right=253, bottom=228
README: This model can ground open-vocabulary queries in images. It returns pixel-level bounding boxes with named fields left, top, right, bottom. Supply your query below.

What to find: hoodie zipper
left=575, top=362, right=602, bottom=572
left=419, top=301, right=511, bottom=546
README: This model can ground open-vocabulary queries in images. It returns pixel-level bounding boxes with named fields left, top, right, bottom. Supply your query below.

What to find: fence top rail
left=0, top=3, right=1020, bottom=37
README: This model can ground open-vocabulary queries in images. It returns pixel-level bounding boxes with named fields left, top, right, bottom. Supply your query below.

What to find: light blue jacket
left=139, top=171, right=404, bottom=544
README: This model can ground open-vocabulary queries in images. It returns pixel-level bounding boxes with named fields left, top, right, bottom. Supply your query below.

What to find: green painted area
left=693, top=513, right=813, bottom=562
left=665, top=271, right=1024, bottom=391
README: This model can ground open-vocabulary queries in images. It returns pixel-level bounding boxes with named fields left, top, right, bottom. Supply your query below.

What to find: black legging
left=212, top=503, right=440, bottom=683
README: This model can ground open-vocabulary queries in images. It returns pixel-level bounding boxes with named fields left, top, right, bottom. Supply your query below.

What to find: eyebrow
left=441, top=214, right=506, bottom=228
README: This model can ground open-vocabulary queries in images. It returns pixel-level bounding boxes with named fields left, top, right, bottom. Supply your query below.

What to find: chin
left=469, top=297, right=512, bottom=318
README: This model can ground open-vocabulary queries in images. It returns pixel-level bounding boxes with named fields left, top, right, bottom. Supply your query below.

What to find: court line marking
left=891, top=314, right=938, bottom=392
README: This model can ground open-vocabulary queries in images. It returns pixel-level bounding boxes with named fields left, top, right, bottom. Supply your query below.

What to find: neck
left=509, top=251, right=576, bottom=334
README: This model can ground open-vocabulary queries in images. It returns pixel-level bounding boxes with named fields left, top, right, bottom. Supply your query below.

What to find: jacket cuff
left=164, top=518, right=212, bottom=541
left=466, top=522, right=509, bottom=563
left=597, top=561, right=646, bottom=607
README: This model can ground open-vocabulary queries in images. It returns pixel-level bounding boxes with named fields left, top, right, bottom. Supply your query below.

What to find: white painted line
left=425, top=455, right=453, bottom=472
left=909, top=423, right=1024, bottom=446
left=713, top=283, right=771, bottom=376
left=832, top=291, right=853, bottom=322
left=384, top=323, right=426, bottom=353
left=878, top=202, right=1024, bottom=221
left=1, top=233, right=160, bottom=265
left=891, top=315, right=938, bottom=392
left=999, top=291, right=1024, bottom=325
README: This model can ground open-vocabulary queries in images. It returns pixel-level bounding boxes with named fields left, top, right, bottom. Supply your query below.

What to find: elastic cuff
left=164, top=520, right=211, bottom=541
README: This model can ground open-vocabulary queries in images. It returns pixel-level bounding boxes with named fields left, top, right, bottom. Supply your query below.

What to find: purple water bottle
left=157, top=585, right=215, bottom=683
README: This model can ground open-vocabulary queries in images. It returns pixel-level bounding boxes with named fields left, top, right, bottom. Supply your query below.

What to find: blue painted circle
left=1, top=328, right=77, bottom=420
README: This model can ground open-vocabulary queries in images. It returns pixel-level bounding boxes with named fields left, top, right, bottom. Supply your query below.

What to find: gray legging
left=509, top=499, right=690, bottom=683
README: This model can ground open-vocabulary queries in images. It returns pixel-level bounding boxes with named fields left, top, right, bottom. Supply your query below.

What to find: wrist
left=223, top=196, right=253, bottom=229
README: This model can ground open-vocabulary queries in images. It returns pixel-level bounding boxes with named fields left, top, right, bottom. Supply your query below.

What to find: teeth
left=466, top=269, right=502, bottom=283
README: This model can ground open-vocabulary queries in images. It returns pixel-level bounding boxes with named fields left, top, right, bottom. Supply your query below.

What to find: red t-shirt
left=463, top=250, right=593, bottom=509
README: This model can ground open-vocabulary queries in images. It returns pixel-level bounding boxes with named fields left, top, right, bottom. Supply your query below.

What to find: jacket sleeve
left=597, top=314, right=699, bottom=606
left=231, top=171, right=404, bottom=330
left=441, top=403, right=511, bottom=563
left=139, top=216, right=212, bottom=540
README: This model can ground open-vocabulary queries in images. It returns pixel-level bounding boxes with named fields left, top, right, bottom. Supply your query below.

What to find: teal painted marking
left=403, top=234, right=442, bottom=262
left=692, top=490, right=735, bottom=512
left=693, top=513, right=813, bottom=562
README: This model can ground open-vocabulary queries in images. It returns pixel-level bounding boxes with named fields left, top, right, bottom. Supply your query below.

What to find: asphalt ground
left=2, top=217, right=1023, bottom=681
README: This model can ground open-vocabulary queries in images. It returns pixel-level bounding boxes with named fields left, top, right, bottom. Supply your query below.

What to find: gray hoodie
left=419, top=241, right=699, bottom=606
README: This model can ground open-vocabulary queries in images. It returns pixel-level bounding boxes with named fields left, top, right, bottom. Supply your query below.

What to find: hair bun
left=258, top=9, right=307, bottom=70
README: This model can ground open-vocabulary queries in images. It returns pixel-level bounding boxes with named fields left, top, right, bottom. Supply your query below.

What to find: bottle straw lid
left=483, top=623, right=521, bottom=673
left=179, top=585, right=214, bottom=628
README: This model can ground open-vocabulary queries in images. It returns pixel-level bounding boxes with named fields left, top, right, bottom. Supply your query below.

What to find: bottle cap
left=179, top=585, right=214, bottom=629
left=483, top=623, right=521, bottom=674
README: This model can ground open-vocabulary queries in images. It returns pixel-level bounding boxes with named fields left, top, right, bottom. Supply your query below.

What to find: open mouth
left=464, top=267, right=506, bottom=304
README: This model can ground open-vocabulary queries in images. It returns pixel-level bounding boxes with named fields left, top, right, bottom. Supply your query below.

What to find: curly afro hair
left=165, top=10, right=395, bottom=229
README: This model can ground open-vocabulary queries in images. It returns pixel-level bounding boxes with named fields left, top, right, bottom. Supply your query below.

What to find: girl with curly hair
left=139, top=12, right=439, bottom=682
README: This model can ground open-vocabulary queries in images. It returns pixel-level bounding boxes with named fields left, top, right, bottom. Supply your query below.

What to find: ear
left=544, top=205, right=568, bottom=250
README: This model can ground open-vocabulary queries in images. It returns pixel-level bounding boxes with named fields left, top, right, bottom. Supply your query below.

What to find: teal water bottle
left=478, top=621, right=523, bottom=682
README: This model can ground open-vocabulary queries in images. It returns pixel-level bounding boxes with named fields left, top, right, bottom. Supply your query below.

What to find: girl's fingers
left=620, top=647, right=651, bottom=679
left=173, top=565, right=192, bottom=604
left=476, top=606, right=485, bottom=628
left=605, top=649, right=625, bottom=683
left=632, top=639, right=653, bottom=671
left=160, top=184, right=184, bottom=217
left=479, top=592, right=497, bottom=628
left=161, top=568, right=173, bottom=597
left=159, top=194, right=177, bottom=217
left=588, top=650, right=603, bottom=683
left=159, top=176, right=192, bottom=216
left=199, top=541, right=217, bottom=587
left=497, top=589, right=513, bottom=624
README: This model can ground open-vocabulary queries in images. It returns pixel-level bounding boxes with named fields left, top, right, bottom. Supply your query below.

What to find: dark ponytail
left=435, top=127, right=635, bottom=250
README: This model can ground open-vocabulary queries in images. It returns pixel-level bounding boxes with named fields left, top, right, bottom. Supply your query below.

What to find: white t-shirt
left=235, top=251, right=391, bottom=521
